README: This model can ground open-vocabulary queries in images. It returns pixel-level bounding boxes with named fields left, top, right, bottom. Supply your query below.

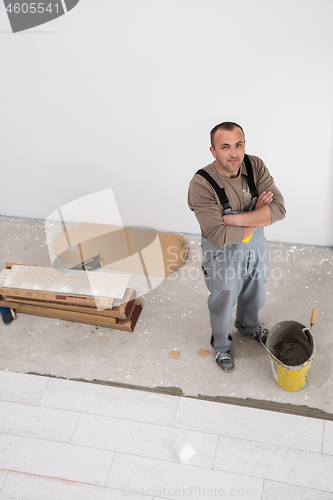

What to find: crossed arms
left=188, top=157, right=286, bottom=247
left=223, top=191, right=273, bottom=239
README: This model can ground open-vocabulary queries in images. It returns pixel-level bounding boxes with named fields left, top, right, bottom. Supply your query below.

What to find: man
left=188, top=122, right=285, bottom=372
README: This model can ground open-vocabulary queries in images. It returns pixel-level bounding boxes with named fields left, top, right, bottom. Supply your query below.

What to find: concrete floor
left=0, top=216, right=332, bottom=414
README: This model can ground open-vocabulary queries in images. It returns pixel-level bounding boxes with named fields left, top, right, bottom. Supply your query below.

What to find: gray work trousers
left=201, top=227, right=269, bottom=353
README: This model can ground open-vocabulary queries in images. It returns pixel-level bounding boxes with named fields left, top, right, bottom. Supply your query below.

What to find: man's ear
left=210, top=146, right=216, bottom=159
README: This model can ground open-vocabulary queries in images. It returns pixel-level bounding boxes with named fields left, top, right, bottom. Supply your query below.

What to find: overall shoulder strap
left=243, top=154, right=258, bottom=199
left=195, top=169, right=232, bottom=213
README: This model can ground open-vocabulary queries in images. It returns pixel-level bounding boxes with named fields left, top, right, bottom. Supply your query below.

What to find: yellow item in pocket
left=242, top=234, right=253, bottom=243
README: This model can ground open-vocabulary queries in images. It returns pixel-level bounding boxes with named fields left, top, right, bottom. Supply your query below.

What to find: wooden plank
left=1, top=265, right=128, bottom=302
left=0, top=297, right=116, bottom=326
left=1, top=288, right=135, bottom=320
left=6, top=262, right=38, bottom=269
left=3, top=295, right=134, bottom=319
left=117, top=300, right=142, bottom=332
left=128, top=301, right=142, bottom=332
left=0, top=287, right=112, bottom=308
left=111, top=288, right=136, bottom=318
left=3, top=263, right=135, bottom=318
left=0, top=297, right=142, bottom=331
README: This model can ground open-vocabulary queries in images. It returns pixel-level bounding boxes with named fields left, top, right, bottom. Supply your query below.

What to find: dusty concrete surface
left=0, top=216, right=332, bottom=412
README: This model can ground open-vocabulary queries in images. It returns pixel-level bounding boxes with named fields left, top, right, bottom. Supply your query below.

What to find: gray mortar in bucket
left=266, top=321, right=315, bottom=367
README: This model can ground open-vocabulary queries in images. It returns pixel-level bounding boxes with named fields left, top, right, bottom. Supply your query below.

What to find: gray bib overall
left=198, top=161, right=269, bottom=353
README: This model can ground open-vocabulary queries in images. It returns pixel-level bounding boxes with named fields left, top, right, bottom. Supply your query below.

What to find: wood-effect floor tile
left=173, top=397, right=324, bottom=452
left=323, top=421, right=333, bottom=455
left=106, top=452, right=264, bottom=499
left=0, top=401, right=79, bottom=443
left=0, top=371, right=48, bottom=405
left=40, top=378, right=179, bottom=425
left=0, top=434, right=114, bottom=486
left=214, top=436, right=333, bottom=492
left=0, top=469, right=8, bottom=491
left=262, top=480, right=333, bottom=499
left=0, top=471, right=153, bottom=500
left=71, top=413, right=218, bottom=468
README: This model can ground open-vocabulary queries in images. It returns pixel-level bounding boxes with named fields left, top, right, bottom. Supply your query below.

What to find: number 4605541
left=6, top=3, right=59, bottom=13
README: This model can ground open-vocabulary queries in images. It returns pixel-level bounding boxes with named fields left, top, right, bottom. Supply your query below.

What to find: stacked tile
left=0, top=263, right=142, bottom=332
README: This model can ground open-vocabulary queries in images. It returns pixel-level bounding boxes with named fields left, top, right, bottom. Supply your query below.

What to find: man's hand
left=255, top=191, right=273, bottom=209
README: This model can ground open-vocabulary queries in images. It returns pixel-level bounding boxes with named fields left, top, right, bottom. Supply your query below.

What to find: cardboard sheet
left=54, top=223, right=188, bottom=278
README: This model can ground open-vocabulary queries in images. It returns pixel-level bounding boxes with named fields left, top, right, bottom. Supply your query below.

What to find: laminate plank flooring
left=0, top=371, right=48, bottom=405
left=323, top=421, right=333, bottom=455
left=0, top=471, right=151, bottom=500
left=173, top=396, right=324, bottom=452
left=106, top=453, right=264, bottom=500
left=71, top=413, right=218, bottom=468
left=0, top=401, right=79, bottom=442
left=262, top=480, right=333, bottom=500
left=214, top=436, right=333, bottom=492
left=0, top=471, right=8, bottom=492
left=40, top=377, right=179, bottom=426
left=0, top=370, right=332, bottom=500
left=0, top=434, right=114, bottom=485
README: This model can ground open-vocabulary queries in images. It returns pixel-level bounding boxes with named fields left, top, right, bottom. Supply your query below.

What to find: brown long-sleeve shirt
left=188, top=155, right=286, bottom=247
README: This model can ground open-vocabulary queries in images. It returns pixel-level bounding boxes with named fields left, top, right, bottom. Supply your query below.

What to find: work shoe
left=215, top=351, right=234, bottom=373
left=251, top=325, right=268, bottom=344
left=2, top=309, right=16, bottom=325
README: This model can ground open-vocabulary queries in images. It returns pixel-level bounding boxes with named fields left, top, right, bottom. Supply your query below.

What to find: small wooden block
left=169, top=350, right=181, bottom=359
left=197, top=348, right=210, bottom=359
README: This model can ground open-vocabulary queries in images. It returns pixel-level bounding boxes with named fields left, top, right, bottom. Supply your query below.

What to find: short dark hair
left=210, top=122, right=245, bottom=147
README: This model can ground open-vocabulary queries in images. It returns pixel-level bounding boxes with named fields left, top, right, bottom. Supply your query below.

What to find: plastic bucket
left=266, top=321, right=315, bottom=392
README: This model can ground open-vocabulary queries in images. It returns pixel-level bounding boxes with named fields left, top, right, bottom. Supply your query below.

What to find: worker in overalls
left=188, top=122, right=286, bottom=372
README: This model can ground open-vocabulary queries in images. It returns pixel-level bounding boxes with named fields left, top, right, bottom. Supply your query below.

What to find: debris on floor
left=197, top=348, right=210, bottom=358
left=171, top=436, right=197, bottom=464
left=169, top=350, right=181, bottom=359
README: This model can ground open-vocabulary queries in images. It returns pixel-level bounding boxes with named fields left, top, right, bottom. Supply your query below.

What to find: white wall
left=1, top=0, right=333, bottom=246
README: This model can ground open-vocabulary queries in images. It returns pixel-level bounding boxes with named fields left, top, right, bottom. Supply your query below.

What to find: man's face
left=210, top=127, right=245, bottom=177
